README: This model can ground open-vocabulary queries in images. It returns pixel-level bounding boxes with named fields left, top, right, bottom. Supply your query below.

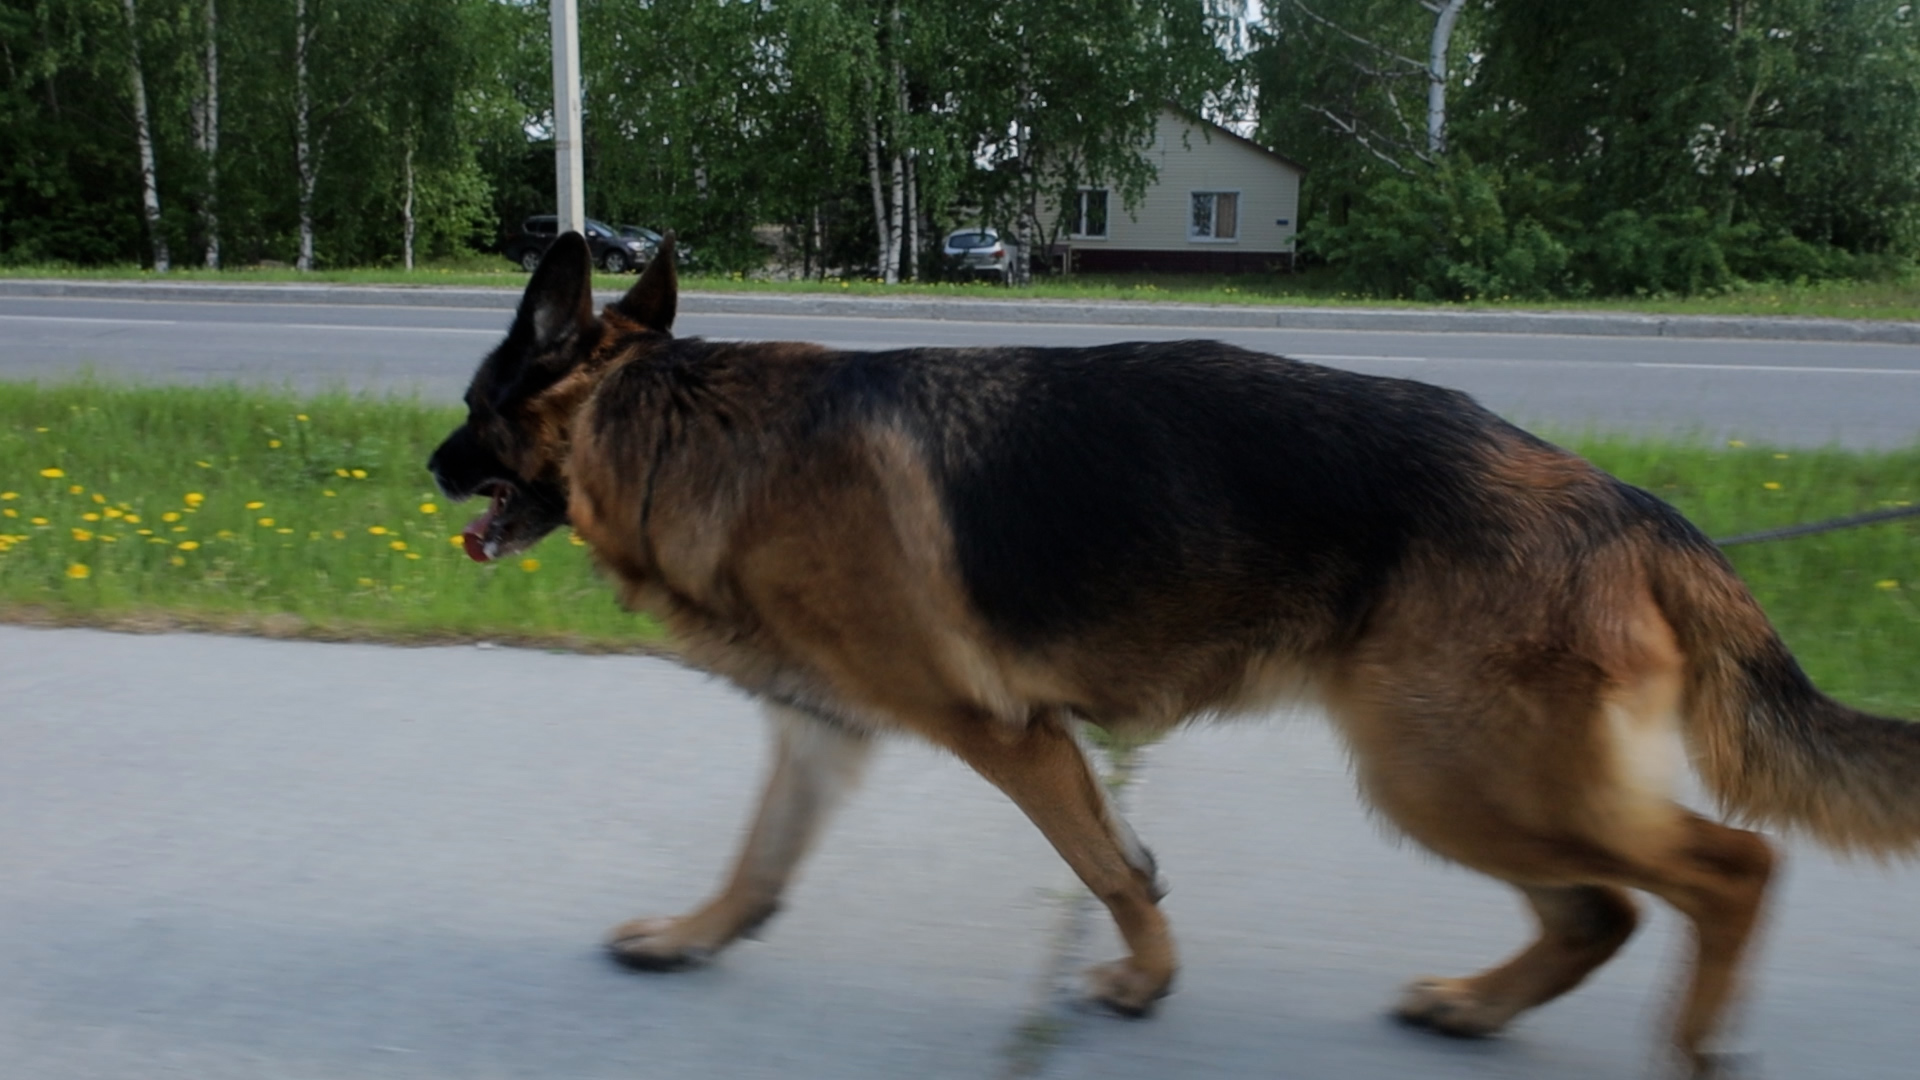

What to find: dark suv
left=501, top=215, right=651, bottom=273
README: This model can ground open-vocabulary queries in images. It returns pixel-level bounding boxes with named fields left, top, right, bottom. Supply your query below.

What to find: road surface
left=2, top=294, right=1917, bottom=447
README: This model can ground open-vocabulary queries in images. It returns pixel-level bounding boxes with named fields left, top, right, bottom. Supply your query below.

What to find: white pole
left=550, top=0, right=585, bottom=236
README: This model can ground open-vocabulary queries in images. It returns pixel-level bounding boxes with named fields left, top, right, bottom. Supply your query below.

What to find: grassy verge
left=4, top=260, right=1918, bottom=323
left=3, top=382, right=1916, bottom=711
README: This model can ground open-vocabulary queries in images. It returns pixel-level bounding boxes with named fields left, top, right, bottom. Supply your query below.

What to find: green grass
left=2, top=381, right=1915, bottom=711
left=4, top=260, right=1918, bottom=322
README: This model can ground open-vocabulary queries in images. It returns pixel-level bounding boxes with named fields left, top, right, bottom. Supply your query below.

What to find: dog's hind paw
left=1392, top=977, right=1514, bottom=1038
left=605, top=917, right=717, bottom=973
left=1084, top=959, right=1174, bottom=1018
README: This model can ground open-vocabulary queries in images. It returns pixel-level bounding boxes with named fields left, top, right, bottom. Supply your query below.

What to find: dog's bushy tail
left=1647, top=534, right=1920, bottom=854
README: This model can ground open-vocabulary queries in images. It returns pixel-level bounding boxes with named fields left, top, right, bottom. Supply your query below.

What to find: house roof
left=1161, top=103, right=1309, bottom=175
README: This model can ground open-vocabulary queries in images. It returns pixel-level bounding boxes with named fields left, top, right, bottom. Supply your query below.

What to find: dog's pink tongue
left=461, top=493, right=502, bottom=563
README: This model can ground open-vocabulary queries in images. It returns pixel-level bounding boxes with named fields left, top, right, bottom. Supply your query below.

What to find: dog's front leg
left=932, top=710, right=1175, bottom=1015
left=607, top=702, right=873, bottom=970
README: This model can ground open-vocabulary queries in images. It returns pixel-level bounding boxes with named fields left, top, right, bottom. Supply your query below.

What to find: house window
left=1070, top=189, right=1108, bottom=238
left=1189, top=191, right=1238, bottom=241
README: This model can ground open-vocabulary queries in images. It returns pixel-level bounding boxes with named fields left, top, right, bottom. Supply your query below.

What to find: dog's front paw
left=605, top=916, right=716, bottom=972
left=1084, top=959, right=1173, bottom=1017
left=1392, top=976, right=1512, bottom=1037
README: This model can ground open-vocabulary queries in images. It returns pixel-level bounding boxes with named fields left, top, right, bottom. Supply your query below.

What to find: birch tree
left=120, top=0, right=168, bottom=271
left=191, top=0, right=218, bottom=268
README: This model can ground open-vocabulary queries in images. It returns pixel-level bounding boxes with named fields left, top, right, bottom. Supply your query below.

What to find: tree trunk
left=121, top=0, right=169, bottom=272
left=864, top=82, right=894, bottom=283
left=295, top=0, right=316, bottom=272
left=904, top=151, right=918, bottom=283
left=887, top=149, right=905, bottom=284
left=1425, top=0, right=1466, bottom=155
left=402, top=140, right=415, bottom=271
left=197, top=0, right=219, bottom=268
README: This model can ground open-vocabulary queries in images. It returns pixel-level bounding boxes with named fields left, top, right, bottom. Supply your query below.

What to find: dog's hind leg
left=930, top=709, right=1175, bottom=1016
left=1396, top=882, right=1640, bottom=1037
left=608, top=701, right=873, bottom=971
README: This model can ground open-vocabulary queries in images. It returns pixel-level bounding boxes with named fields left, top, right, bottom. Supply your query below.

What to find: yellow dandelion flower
left=350, top=469, right=368, bottom=479
left=170, top=556, right=185, bottom=567
left=32, top=516, right=50, bottom=526
left=216, top=530, right=235, bottom=539
left=390, top=540, right=408, bottom=551
left=172, top=525, right=188, bottom=533
left=123, top=513, right=140, bottom=524
left=184, top=493, right=205, bottom=507
left=245, top=501, right=265, bottom=510
left=195, top=461, right=211, bottom=468
left=91, top=493, right=106, bottom=504
left=405, top=552, right=421, bottom=560
left=419, top=502, right=438, bottom=515
left=104, top=507, right=123, bottom=519
left=1773, top=453, right=1789, bottom=460
left=569, top=532, right=586, bottom=546
left=1, top=492, right=16, bottom=500
left=1763, top=481, right=1782, bottom=491
left=357, top=577, right=374, bottom=587
left=332, top=530, right=347, bottom=540
left=2, top=509, right=15, bottom=518
left=68, top=484, right=83, bottom=494
left=276, top=527, right=293, bottom=534
left=66, top=563, right=89, bottom=579
left=161, top=511, right=181, bottom=523
left=137, top=529, right=152, bottom=536
left=71, top=528, right=93, bottom=541
left=147, top=537, right=167, bottom=545
left=35, top=426, right=48, bottom=432
left=257, top=517, right=275, bottom=527
left=335, top=468, right=350, bottom=478
left=1727, top=440, right=1746, bottom=448
left=296, top=414, right=310, bottom=422
left=519, top=558, right=541, bottom=572
left=323, top=489, right=337, bottom=497
left=39, top=468, right=64, bottom=478
left=177, top=540, right=200, bottom=551
left=268, top=439, right=282, bottom=449
left=448, top=535, right=465, bottom=548
left=1878, top=580, right=1901, bottom=590
left=81, top=512, right=100, bottom=522
left=368, top=526, right=388, bottom=535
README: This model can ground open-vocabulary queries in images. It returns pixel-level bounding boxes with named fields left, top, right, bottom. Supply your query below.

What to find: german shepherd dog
left=428, top=233, right=1919, bottom=1076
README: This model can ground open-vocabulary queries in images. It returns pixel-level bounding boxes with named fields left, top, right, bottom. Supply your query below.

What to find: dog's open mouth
left=461, top=481, right=515, bottom=563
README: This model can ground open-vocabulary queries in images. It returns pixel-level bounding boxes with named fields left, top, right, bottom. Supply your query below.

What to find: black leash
left=1715, top=503, right=1920, bottom=548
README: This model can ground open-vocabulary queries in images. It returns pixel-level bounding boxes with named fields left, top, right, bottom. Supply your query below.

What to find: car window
left=524, top=218, right=556, bottom=235
left=948, top=232, right=997, bottom=249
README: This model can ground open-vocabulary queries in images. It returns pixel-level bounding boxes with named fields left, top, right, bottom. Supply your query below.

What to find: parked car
left=943, top=227, right=1014, bottom=283
left=501, top=215, right=652, bottom=273
left=615, top=224, right=696, bottom=269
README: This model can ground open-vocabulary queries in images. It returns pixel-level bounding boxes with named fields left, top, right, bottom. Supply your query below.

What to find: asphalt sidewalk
left=4, top=276, right=1918, bottom=344
left=5, top=626, right=1919, bottom=1079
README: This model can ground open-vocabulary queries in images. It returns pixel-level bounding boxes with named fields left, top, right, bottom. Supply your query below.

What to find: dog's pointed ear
left=615, top=232, right=677, bottom=333
left=515, top=231, right=597, bottom=350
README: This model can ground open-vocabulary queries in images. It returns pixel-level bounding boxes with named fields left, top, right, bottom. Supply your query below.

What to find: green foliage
left=1305, top=159, right=1576, bottom=300
left=1262, top=0, right=1920, bottom=298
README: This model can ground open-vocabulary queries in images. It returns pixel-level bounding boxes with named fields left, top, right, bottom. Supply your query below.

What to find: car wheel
left=603, top=250, right=629, bottom=274
left=519, top=249, right=541, bottom=272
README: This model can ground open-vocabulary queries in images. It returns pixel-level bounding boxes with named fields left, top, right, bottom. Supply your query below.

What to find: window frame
left=1187, top=190, right=1241, bottom=243
left=1069, top=188, right=1110, bottom=240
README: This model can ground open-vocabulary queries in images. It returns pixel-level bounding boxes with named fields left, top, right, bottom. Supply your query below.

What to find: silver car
left=943, top=227, right=1014, bottom=283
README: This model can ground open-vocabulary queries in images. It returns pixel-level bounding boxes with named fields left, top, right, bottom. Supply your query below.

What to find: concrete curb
left=4, top=277, right=1918, bottom=344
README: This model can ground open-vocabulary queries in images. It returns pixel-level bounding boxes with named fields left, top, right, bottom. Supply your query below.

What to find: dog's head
left=428, top=230, right=678, bottom=562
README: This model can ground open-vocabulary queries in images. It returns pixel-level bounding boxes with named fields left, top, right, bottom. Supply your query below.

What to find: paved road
left=5, top=627, right=1918, bottom=1080
left=3, top=294, right=1918, bottom=447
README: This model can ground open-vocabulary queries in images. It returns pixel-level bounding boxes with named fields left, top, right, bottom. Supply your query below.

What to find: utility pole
left=550, top=0, right=586, bottom=236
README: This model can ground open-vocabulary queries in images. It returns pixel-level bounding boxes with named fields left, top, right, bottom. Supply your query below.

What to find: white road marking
left=0, top=313, right=178, bottom=325
left=1635, top=361, right=1920, bottom=376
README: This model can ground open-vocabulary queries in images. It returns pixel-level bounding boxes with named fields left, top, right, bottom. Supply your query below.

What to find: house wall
left=1061, top=109, right=1302, bottom=274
